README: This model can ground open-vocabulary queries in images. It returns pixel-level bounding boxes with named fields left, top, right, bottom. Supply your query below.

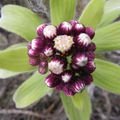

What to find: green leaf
left=60, top=90, right=92, bottom=120
left=79, top=0, right=105, bottom=29
left=94, top=22, right=120, bottom=51
left=98, top=0, right=120, bottom=27
left=93, top=59, right=120, bottom=94
left=0, top=45, right=35, bottom=72
left=0, top=5, right=43, bottom=41
left=13, top=72, right=51, bottom=108
left=50, top=0, right=76, bottom=25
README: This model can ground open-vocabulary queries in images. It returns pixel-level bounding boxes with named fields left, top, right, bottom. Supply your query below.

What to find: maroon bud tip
left=58, top=22, right=72, bottom=35
left=43, top=45, right=54, bottom=57
left=85, top=27, right=95, bottom=39
left=87, top=43, right=96, bottom=51
left=85, top=61, right=96, bottom=73
left=28, top=49, right=39, bottom=57
left=82, top=74, right=93, bottom=85
left=45, top=73, right=60, bottom=87
left=69, top=20, right=78, bottom=26
left=29, top=57, right=39, bottom=66
left=38, top=66, right=47, bottom=74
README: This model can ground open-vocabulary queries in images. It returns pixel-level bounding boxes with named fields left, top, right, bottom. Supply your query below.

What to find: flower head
left=27, top=20, right=96, bottom=96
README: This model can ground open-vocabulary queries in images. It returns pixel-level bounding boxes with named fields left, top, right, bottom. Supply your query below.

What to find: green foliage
left=50, top=0, right=76, bottom=25
left=98, top=0, right=120, bottom=27
left=93, top=59, right=120, bottom=94
left=61, top=90, right=91, bottom=120
left=79, top=0, right=105, bottom=29
left=0, top=45, right=35, bottom=72
left=13, top=72, right=51, bottom=108
left=94, top=22, right=120, bottom=51
left=0, top=5, right=43, bottom=41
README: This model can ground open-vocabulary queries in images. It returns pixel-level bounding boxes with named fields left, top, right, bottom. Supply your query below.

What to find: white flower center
left=54, top=35, right=74, bottom=53
left=76, top=56, right=88, bottom=67
left=62, top=74, right=71, bottom=83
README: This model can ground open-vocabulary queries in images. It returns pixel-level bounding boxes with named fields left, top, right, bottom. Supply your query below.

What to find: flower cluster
left=27, top=20, right=96, bottom=96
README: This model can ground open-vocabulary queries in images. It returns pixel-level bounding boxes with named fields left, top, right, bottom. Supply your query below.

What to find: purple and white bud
left=85, top=61, right=96, bottom=73
left=72, top=23, right=85, bottom=35
left=70, top=63, right=80, bottom=71
left=58, top=22, right=72, bottom=35
left=72, top=78, right=85, bottom=93
left=69, top=20, right=78, bottom=26
left=87, top=43, right=96, bottom=51
left=63, top=85, right=75, bottom=96
left=45, top=73, right=60, bottom=87
left=85, top=27, right=95, bottom=39
left=39, top=61, right=48, bottom=68
left=82, top=74, right=93, bottom=85
left=28, top=49, right=39, bottom=57
left=43, top=45, right=54, bottom=57
left=72, top=53, right=88, bottom=67
left=37, top=23, right=47, bottom=36
left=29, top=57, right=39, bottom=66
left=38, top=66, right=47, bottom=74
left=54, top=35, right=74, bottom=53
left=31, top=37, right=45, bottom=51
left=43, top=25, right=57, bottom=40
left=61, top=70, right=73, bottom=83
left=74, top=33, right=92, bottom=48
left=48, top=57, right=67, bottom=74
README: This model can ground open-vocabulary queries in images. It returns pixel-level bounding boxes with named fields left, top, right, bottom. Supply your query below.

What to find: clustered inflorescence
left=27, top=20, right=96, bottom=96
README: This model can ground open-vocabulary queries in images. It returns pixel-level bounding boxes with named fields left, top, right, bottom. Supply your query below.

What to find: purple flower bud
left=27, top=42, right=31, bottom=50
left=43, top=25, right=57, bottom=40
left=82, top=74, right=93, bottom=85
left=86, top=52, right=95, bottom=61
left=69, top=20, right=78, bottom=26
left=31, top=37, right=45, bottom=51
left=37, top=23, right=47, bottom=36
left=45, top=73, right=60, bottom=87
left=48, top=56, right=67, bottom=74
left=58, top=22, right=72, bottom=35
left=85, top=27, right=95, bottom=39
left=72, top=53, right=88, bottom=67
left=72, top=23, right=85, bottom=35
left=29, top=57, right=39, bottom=66
left=74, top=33, right=92, bottom=48
left=85, top=61, right=96, bottom=73
left=61, top=70, right=73, bottom=83
left=70, top=63, right=80, bottom=71
left=72, top=77, right=85, bottom=93
left=43, top=45, right=54, bottom=57
left=39, top=61, right=48, bottom=68
left=87, top=43, right=96, bottom=51
left=38, top=66, right=47, bottom=74
left=63, top=85, right=75, bottom=96
left=28, top=49, right=39, bottom=57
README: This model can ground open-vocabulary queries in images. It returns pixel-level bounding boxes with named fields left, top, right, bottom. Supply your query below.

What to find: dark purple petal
left=86, top=52, right=95, bottom=61
left=45, top=73, right=60, bottom=87
left=72, top=53, right=88, bottom=67
left=58, top=22, right=72, bottom=35
left=82, top=74, right=93, bottom=85
left=85, top=61, right=96, bottom=73
left=87, top=43, right=96, bottom=51
left=39, top=61, right=48, bottom=68
left=29, top=57, right=39, bottom=66
left=37, top=23, right=47, bottom=36
left=85, top=27, right=95, bottom=39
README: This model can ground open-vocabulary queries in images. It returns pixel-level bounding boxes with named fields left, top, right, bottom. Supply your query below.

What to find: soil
left=0, top=0, right=120, bottom=120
